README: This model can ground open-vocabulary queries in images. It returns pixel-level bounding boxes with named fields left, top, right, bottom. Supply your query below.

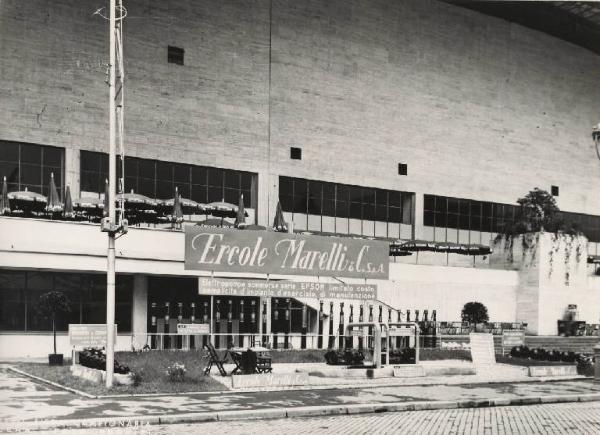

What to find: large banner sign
left=185, top=227, right=389, bottom=279
left=199, top=277, right=378, bottom=300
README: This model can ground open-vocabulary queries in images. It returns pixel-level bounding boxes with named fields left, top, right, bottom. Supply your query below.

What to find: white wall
left=0, top=334, right=132, bottom=359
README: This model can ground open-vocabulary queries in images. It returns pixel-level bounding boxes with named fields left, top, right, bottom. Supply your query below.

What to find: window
left=290, top=147, right=302, bottom=160
left=551, top=185, right=559, bottom=196
left=398, top=163, right=408, bottom=176
left=80, top=151, right=256, bottom=208
left=0, top=270, right=133, bottom=332
left=168, top=46, right=184, bottom=65
left=279, top=176, right=415, bottom=238
left=0, top=141, right=64, bottom=196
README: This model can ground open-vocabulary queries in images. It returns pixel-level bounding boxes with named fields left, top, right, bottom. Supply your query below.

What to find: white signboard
left=502, top=331, right=525, bottom=348
left=69, top=324, right=117, bottom=347
left=177, top=323, right=210, bottom=335
left=388, top=327, right=413, bottom=337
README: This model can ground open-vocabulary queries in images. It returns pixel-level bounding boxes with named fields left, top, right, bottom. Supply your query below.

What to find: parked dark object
left=388, top=348, right=416, bottom=364
left=324, top=349, right=365, bottom=365
left=36, top=291, right=71, bottom=366
left=78, top=348, right=130, bottom=374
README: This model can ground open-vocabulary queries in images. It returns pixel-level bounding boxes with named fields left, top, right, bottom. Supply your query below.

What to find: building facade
left=1, top=0, right=599, bottom=357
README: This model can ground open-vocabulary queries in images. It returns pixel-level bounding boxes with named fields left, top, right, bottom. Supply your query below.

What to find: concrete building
left=0, top=0, right=599, bottom=357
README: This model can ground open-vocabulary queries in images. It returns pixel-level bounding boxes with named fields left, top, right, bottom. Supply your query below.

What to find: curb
left=2, top=392, right=600, bottom=432
left=7, top=366, right=96, bottom=399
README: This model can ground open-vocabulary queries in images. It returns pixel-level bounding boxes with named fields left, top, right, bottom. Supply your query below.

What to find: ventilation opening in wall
left=398, top=163, right=408, bottom=176
left=551, top=185, right=559, bottom=196
left=290, top=147, right=302, bottom=160
left=168, top=46, right=184, bottom=65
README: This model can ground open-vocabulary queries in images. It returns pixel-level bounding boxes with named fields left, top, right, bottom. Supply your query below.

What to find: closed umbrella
left=391, top=239, right=437, bottom=252
left=62, top=186, right=75, bottom=219
left=171, top=187, right=183, bottom=224
left=272, top=200, right=288, bottom=232
left=389, top=245, right=413, bottom=257
left=46, top=172, right=63, bottom=214
left=0, top=176, right=9, bottom=215
left=235, top=194, right=246, bottom=228
left=466, top=244, right=492, bottom=256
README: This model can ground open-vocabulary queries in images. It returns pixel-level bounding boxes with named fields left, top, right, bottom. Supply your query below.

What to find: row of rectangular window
left=80, top=151, right=255, bottom=207
left=279, top=176, right=413, bottom=224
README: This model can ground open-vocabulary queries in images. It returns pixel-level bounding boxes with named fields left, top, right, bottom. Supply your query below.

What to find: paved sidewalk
left=1, top=366, right=599, bottom=432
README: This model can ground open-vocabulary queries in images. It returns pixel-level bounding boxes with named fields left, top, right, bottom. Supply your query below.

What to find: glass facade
left=0, top=141, right=64, bottom=197
left=81, top=151, right=256, bottom=207
left=0, top=270, right=133, bottom=332
left=279, top=176, right=414, bottom=238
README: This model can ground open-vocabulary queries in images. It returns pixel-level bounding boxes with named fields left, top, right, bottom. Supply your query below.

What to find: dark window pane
left=124, top=176, right=138, bottom=193
left=242, top=190, right=251, bottom=207
left=21, top=164, right=41, bottom=185
left=156, top=161, right=173, bottom=181
left=308, top=180, right=322, bottom=198
left=459, top=214, right=470, bottom=230
left=293, top=179, right=307, bottom=197
left=436, top=197, right=447, bottom=213
left=375, top=189, right=388, bottom=206
left=323, top=182, right=335, bottom=199
left=124, top=157, right=138, bottom=178
left=191, top=184, right=207, bottom=203
left=307, top=196, right=321, bottom=215
left=389, top=191, right=401, bottom=207
left=207, top=186, right=222, bottom=202
left=241, top=173, right=253, bottom=191
left=470, top=215, right=481, bottom=231
left=81, top=171, right=99, bottom=192
left=389, top=206, right=402, bottom=224
left=0, top=162, right=18, bottom=183
left=177, top=184, right=190, bottom=199
left=208, top=168, right=223, bottom=187
left=448, top=198, right=458, bottom=214
left=375, top=204, right=387, bottom=221
left=157, top=180, right=174, bottom=199
left=80, top=151, right=98, bottom=172
left=139, top=178, right=155, bottom=197
left=224, top=188, right=238, bottom=204
left=279, top=177, right=293, bottom=196
left=494, top=204, right=503, bottom=218
left=434, top=212, right=447, bottom=227
left=348, top=186, right=361, bottom=203
left=293, top=194, right=307, bottom=214
left=43, top=147, right=63, bottom=167
left=191, top=166, right=207, bottom=185
left=424, top=195, right=435, bottom=211
left=470, top=201, right=482, bottom=217
left=363, top=203, right=376, bottom=221
left=173, top=163, right=189, bottom=184
left=362, top=188, right=375, bottom=204
left=322, top=199, right=335, bottom=217
left=336, top=185, right=349, bottom=202
left=335, top=200, right=348, bottom=218
left=447, top=213, right=458, bottom=229
left=482, top=202, right=493, bottom=219
left=223, top=170, right=239, bottom=189
left=482, top=217, right=493, bottom=232
left=280, top=194, right=293, bottom=212
left=459, top=200, right=469, bottom=216
left=349, top=201, right=361, bottom=219
left=138, top=159, right=155, bottom=179
left=0, top=288, right=25, bottom=331
left=423, top=210, right=434, bottom=226
left=0, top=142, right=19, bottom=162
left=20, top=144, right=41, bottom=164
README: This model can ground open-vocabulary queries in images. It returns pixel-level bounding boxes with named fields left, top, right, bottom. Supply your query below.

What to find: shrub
left=131, top=370, right=143, bottom=387
left=324, top=349, right=365, bottom=365
left=78, top=348, right=130, bottom=374
left=166, top=363, right=186, bottom=382
left=461, top=302, right=489, bottom=326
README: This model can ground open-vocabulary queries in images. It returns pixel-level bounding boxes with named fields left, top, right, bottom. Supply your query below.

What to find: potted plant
left=37, top=291, right=71, bottom=365
left=461, top=301, right=489, bottom=332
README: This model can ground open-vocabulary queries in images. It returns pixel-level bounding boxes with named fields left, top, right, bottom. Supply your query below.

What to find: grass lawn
left=15, top=350, right=227, bottom=396
left=495, top=356, right=574, bottom=367
left=420, top=349, right=472, bottom=361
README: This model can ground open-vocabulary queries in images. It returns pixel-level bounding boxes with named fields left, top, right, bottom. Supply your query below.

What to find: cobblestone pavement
left=23, top=402, right=600, bottom=435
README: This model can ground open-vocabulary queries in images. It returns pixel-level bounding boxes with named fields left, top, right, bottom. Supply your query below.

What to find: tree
left=37, top=291, right=71, bottom=355
left=514, top=188, right=560, bottom=233
left=461, top=302, right=489, bottom=326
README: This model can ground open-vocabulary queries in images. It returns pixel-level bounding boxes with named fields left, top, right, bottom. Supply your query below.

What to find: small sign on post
left=177, top=323, right=210, bottom=335
left=388, top=326, right=413, bottom=337
left=501, top=330, right=525, bottom=355
left=69, top=324, right=117, bottom=348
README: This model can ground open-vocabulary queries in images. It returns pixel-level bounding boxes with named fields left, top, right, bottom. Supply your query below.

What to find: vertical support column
left=338, top=303, right=345, bottom=349
left=260, top=297, right=270, bottom=347
left=594, top=344, right=600, bottom=383
left=317, top=300, right=324, bottom=349
left=301, top=303, right=307, bottom=349
left=328, top=302, right=335, bottom=349
left=132, top=274, right=148, bottom=351
left=413, top=192, right=424, bottom=241
left=64, top=148, right=80, bottom=199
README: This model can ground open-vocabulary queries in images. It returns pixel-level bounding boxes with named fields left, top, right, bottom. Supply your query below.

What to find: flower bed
left=78, top=348, right=130, bottom=374
left=503, top=345, right=595, bottom=376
